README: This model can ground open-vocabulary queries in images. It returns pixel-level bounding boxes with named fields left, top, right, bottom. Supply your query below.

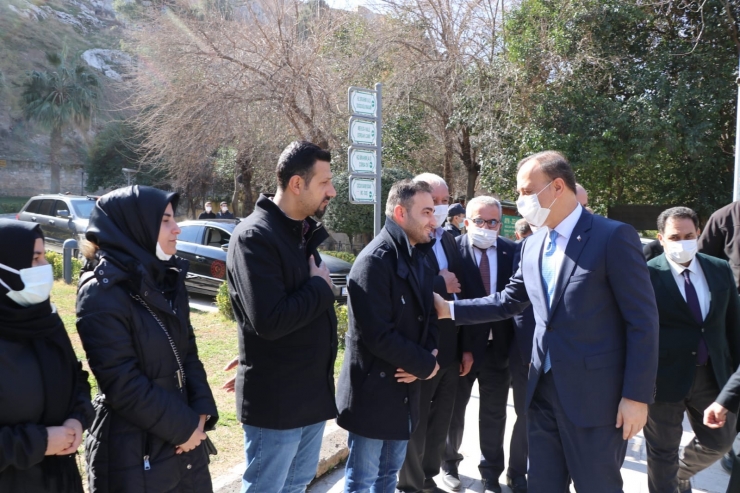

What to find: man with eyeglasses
left=441, top=196, right=518, bottom=493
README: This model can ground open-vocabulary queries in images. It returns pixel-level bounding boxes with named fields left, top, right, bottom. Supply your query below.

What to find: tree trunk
left=236, top=150, right=254, bottom=217
left=49, top=126, right=62, bottom=193
left=459, top=126, right=478, bottom=200
left=443, top=128, right=454, bottom=196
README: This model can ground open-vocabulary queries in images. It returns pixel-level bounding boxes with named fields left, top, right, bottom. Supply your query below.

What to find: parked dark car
left=16, top=194, right=98, bottom=253
left=177, top=219, right=351, bottom=302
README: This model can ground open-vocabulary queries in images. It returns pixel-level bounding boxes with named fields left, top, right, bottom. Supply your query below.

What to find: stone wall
left=0, top=158, right=87, bottom=197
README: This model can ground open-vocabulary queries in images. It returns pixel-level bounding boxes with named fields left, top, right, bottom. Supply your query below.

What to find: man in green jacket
left=645, top=206, right=740, bottom=493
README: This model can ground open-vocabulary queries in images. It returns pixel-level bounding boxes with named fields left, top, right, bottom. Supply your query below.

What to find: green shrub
left=322, top=250, right=356, bottom=264
left=335, top=302, right=348, bottom=347
left=45, top=251, right=82, bottom=283
left=0, top=201, right=27, bottom=213
left=216, top=281, right=235, bottom=320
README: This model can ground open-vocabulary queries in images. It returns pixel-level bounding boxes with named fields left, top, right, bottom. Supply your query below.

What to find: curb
left=213, top=425, right=348, bottom=493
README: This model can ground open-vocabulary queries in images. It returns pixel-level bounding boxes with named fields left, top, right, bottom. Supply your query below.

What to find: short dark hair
left=385, top=179, right=433, bottom=217
left=205, top=201, right=212, bottom=206
left=657, top=206, right=699, bottom=233
left=518, top=151, right=577, bottom=194
left=276, top=141, right=332, bottom=191
left=515, top=218, right=532, bottom=235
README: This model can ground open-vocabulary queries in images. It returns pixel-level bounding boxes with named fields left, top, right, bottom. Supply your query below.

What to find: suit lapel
left=461, top=235, right=487, bottom=296
left=697, top=254, right=719, bottom=322
left=653, top=254, right=695, bottom=320
left=549, top=212, right=592, bottom=315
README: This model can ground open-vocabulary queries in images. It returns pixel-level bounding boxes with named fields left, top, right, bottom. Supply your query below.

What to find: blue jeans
left=240, top=421, right=325, bottom=493
left=344, top=432, right=408, bottom=493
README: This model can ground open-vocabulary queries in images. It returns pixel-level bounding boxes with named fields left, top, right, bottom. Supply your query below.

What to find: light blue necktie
left=541, top=229, right=558, bottom=373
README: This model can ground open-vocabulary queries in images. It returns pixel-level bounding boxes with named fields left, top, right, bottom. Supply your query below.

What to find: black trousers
left=442, top=341, right=511, bottom=482
left=398, top=363, right=459, bottom=492
left=644, top=364, right=738, bottom=493
left=508, top=342, right=529, bottom=480
left=528, top=371, right=627, bottom=493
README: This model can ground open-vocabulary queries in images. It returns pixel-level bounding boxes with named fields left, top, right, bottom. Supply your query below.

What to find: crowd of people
left=2, top=140, right=740, bottom=493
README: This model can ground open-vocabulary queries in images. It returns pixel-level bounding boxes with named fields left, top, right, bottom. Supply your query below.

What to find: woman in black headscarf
left=76, top=186, right=218, bottom=493
left=0, top=219, right=94, bottom=493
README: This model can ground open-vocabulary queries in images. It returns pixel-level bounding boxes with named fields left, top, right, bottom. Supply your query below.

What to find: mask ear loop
left=0, top=263, right=20, bottom=291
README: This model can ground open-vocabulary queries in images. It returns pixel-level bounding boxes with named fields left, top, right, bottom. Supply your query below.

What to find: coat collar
left=254, top=194, right=329, bottom=250
left=382, top=217, right=435, bottom=309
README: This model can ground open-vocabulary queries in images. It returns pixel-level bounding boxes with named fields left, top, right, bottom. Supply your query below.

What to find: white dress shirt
left=433, top=228, right=457, bottom=301
left=666, top=254, right=710, bottom=319
left=543, top=204, right=583, bottom=290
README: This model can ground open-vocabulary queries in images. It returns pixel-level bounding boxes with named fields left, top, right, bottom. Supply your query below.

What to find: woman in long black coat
left=76, top=186, right=219, bottom=493
left=0, top=219, right=94, bottom=493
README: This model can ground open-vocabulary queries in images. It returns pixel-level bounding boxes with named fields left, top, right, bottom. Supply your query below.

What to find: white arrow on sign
left=350, top=89, right=377, bottom=118
left=349, top=118, right=376, bottom=146
left=349, top=148, right=376, bottom=174
left=349, top=177, right=376, bottom=203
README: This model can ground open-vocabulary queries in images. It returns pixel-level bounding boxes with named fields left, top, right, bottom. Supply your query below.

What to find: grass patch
left=0, top=196, right=29, bottom=214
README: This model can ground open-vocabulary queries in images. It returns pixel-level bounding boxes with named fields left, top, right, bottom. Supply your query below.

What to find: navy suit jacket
left=456, top=233, right=516, bottom=372
left=453, top=210, right=660, bottom=428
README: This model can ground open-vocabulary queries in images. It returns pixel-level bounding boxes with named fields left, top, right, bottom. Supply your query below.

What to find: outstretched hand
left=221, top=356, right=238, bottom=392
left=434, top=293, right=451, bottom=319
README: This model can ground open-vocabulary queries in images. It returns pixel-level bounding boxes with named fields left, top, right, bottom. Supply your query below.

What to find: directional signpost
left=348, top=84, right=382, bottom=237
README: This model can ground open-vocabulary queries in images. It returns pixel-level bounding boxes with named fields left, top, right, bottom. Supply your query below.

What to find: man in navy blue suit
left=435, top=151, right=659, bottom=493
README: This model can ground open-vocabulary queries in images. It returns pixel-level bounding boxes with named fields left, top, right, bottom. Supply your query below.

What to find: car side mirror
left=57, top=210, right=70, bottom=218
left=221, top=244, right=229, bottom=252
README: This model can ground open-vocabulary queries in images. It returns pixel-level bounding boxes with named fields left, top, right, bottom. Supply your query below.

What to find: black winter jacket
left=336, top=218, right=438, bottom=440
left=226, top=195, right=338, bottom=430
left=77, top=255, right=218, bottom=493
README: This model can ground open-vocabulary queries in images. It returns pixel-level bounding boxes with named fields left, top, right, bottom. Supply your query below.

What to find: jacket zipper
left=143, top=433, right=151, bottom=470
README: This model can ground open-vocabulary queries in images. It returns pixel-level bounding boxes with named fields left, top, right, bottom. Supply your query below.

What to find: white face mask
left=517, top=182, right=557, bottom=227
left=0, top=263, right=54, bottom=307
left=221, top=206, right=228, bottom=213
left=468, top=226, right=498, bottom=250
left=433, top=205, right=448, bottom=228
left=457, top=220, right=465, bottom=229
left=156, top=242, right=173, bottom=261
left=664, top=239, right=698, bottom=264
left=205, top=206, right=212, bottom=213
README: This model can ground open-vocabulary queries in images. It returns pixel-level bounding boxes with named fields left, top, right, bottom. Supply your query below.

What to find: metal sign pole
left=734, top=54, right=740, bottom=202
left=374, top=83, right=382, bottom=238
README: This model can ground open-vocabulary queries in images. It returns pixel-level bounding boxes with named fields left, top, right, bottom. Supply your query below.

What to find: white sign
left=350, top=177, right=376, bottom=203
left=350, top=90, right=377, bottom=117
left=349, top=148, right=376, bottom=174
left=349, top=119, right=377, bottom=146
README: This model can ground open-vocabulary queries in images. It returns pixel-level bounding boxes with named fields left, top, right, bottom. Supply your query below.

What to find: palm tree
left=22, top=51, right=100, bottom=193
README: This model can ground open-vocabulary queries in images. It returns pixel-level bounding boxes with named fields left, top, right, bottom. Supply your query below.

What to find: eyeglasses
left=470, top=218, right=500, bottom=228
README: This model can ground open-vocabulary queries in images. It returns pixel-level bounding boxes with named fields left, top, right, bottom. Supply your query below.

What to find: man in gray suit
left=435, top=151, right=659, bottom=493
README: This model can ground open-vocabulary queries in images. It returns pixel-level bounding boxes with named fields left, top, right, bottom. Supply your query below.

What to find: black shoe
left=481, top=479, right=503, bottom=493
left=441, top=471, right=462, bottom=492
left=506, top=475, right=528, bottom=493
left=676, top=479, right=691, bottom=493
left=722, top=450, right=735, bottom=474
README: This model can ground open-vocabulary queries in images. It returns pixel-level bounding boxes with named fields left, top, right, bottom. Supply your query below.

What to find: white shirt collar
left=549, top=204, right=583, bottom=240
left=666, top=253, right=700, bottom=278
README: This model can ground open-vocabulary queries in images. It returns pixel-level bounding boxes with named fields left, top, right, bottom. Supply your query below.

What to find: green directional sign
left=349, top=89, right=377, bottom=118
left=349, top=177, right=376, bottom=203
left=349, top=147, right=376, bottom=174
left=349, top=118, right=376, bottom=146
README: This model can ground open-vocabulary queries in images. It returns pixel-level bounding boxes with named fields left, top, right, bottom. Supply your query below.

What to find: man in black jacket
left=226, top=141, right=337, bottom=493
left=645, top=207, right=740, bottom=493
left=444, top=203, right=466, bottom=238
left=337, top=179, right=440, bottom=492
left=441, top=196, right=517, bottom=493
left=398, top=174, right=466, bottom=493
left=217, top=201, right=235, bottom=219
left=198, top=201, right=216, bottom=219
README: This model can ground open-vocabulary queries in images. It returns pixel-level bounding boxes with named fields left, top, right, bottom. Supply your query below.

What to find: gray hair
left=413, top=173, right=447, bottom=189
left=466, top=196, right=502, bottom=218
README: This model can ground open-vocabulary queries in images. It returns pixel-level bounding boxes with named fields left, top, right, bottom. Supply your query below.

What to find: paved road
left=308, top=382, right=736, bottom=493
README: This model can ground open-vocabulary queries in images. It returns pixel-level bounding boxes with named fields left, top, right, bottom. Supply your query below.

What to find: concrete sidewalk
left=306, top=381, right=736, bottom=493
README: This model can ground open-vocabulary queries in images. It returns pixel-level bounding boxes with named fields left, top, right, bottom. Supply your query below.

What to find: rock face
left=82, top=49, right=133, bottom=81
left=6, top=0, right=115, bottom=32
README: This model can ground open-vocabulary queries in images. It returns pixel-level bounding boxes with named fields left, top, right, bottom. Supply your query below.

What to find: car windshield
left=71, top=200, right=96, bottom=219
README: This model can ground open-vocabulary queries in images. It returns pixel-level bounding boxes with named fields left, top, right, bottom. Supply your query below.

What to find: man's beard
left=312, top=196, right=331, bottom=219
left=405, top=216, right=433, bottom=244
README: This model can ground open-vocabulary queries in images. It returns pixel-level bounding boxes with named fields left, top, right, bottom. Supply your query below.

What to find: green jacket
left=648, top=252, right=740, bottom=403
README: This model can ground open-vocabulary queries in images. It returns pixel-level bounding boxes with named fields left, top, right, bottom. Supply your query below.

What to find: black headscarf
left=0, top=219, right=82, bottom=492
left=85, top=185, right=179, bottom=286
